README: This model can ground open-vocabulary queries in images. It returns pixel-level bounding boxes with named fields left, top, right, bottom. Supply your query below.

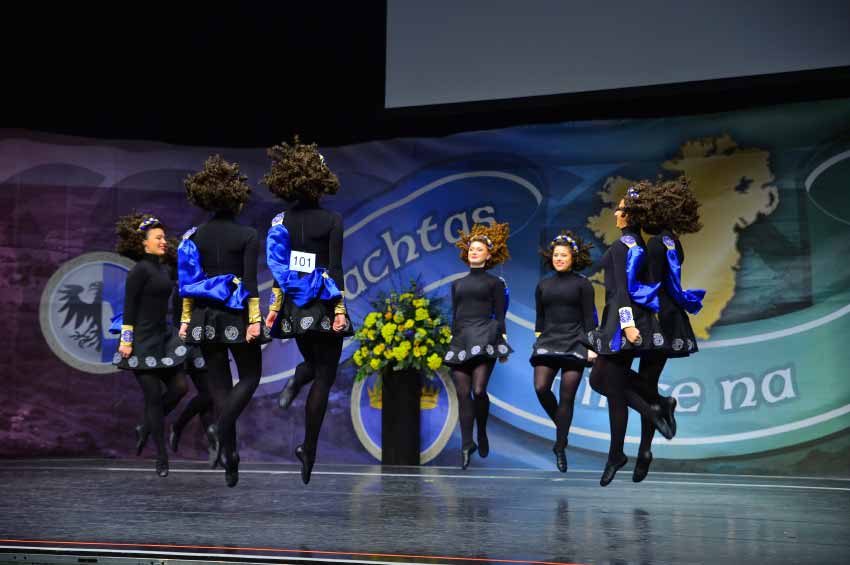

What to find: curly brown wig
left=455, top=222, right=510, bottom=269
left=540, top=230, right=593, bottom=272
left=115, top=212, right=164, bottom=261
left=184, top=155, right=252, bottom=214
left=642, top=175, right=702, bottom=234
left=262, top=136, right=340, bottom=202
left=618, top=179, right=656, bottom=228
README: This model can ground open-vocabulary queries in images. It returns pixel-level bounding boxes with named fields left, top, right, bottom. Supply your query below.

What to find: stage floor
left=1, top=459, right=849, bottom=565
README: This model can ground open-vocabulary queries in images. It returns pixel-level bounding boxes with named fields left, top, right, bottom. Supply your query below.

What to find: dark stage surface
left=1, top=460, right=849, bottom=565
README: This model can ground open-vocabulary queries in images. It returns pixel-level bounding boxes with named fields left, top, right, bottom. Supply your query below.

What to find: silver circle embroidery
left=653, top=333, right=664, bottom=346
left=112, top=352, right=122, bottom=364
left=191, top=326, right=203, bottom=341
left=193, top=357, right=206, bottom=369
left=687, top=339, right=694, bottom=351
left=497, top=344, right=509, bottom=355
left=224, top=326, right=239, bottom=341
left=263, top=325, right=271, bottom=337
left=596, top=338, right=602, bottom=351
left=620, top=336, right=627, bottom=349
left=485, top=345, right=494, bottom=355
left=537, top=348, right=549, bottom=355
left=609, top=339, right=616, bottom=351
left=320, top=317, right=332, bottom=330
left=161, top=357, right=174, bottom=366
left=444, top=351, right=455, bottom=361
left=300, top=317, right=314, bottom=330
left=471, top=345, right=481, bottom=355
left=128, top=356, right=139, bottom=368
left=282, top=319, right=292, bottom=333
left=145, top=356, right=157, bottom=367
left=174, top=345, right=187, bottom=357
left=458, top=350, right=467, bottom=361
left=205, top=325, right=216, bottom=340
left=672, top=338, right=684, bottom=351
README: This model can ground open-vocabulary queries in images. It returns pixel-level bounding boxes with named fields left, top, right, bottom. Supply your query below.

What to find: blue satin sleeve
left=624, top=244, right=661, bottom=312
left=664, top=245, right=705, bottom=314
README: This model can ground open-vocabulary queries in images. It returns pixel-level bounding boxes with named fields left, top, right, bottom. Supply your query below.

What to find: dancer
left=631, top=176, right=704, bottom=482
left=531, top=231, right=596, bottom=472
left=444, top=222, right=512, bottom=470
left=162, top=238, right=217, bottom=467
left=588, top=182, right=674, bottom=486
left=113, top=213, right=189, bottom=477
left=179, top=155, right=268, bottom=488
left=262, top=138, right=353, bottom=484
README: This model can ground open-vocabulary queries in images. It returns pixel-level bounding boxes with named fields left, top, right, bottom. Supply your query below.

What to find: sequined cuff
left=248, top=297, right=262, bottom=324
left=333, top=291, right=347, bottom=315
left=119, top=325, right=134, bottom=347
left=180, top=298, right=194, bottom=324
left=534, top=332, right=541, bottom=338
left=269, top=287, right=283, bottom=313
left=618, top=307, right=636, bottom=329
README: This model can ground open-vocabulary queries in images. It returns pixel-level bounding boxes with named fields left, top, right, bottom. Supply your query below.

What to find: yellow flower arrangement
left=353, top=279, right=452, bottom=382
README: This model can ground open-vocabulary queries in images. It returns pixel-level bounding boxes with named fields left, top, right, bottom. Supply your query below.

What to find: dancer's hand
left=624, top=326, right=641, bottom=344
left=498, top=356, right=509, bottom=364
left=246, top=322, right=261, bottom=342
left=179, top=323, right=189, bottom=340
left=265, top=311, right=277, bottom=329
left=333, top=313, right=348, bottom=332
left=587, top=350, right=597, bottom=363
left=119, top=344, right=133, bottom=358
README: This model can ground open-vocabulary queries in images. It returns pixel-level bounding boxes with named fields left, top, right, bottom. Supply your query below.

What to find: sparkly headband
left=470, top=235, right=494, bottom=250
left=137, top=217, right=161, bottom=232
left=550, top=234, right=579, bottom=254
left=626, top=186, right=640, bottom=199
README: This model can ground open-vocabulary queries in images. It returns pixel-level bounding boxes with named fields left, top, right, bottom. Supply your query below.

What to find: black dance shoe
left=632, top=451, right=653, bottom=483
left=168, top=424, right=181, bottom=453
left=649, top=404, right=674, bottom=440
left=278, top=378, right=300, bottom=410
left=553, top=444, right=567, bottom=473
left=207, top=424, right=222, bottom=467
left=222, top=452, right=240, bottom=488
left=461, top=442, right=478, bottom=470
left=600, top=454, right=628, bottom=487
left=661, top=396, right=678, bottom=437
left=134, top=424, right=149, bottom=456
left=477, top=430, right=489, bottom=458
left=295, top=444, right=316, bottom=485
left=155, top=457, right=169, bottom=478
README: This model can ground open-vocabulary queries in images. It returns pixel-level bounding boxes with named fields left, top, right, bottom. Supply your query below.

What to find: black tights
left=134, top=369, right=187, bottom=458
left=589, top=355, right=659, bottom=461
left=291, top=333, right=343, bottom=455
left=635, top=354, right=667, bottom=454
left=452, top=361, right=495, bottom=448
left=173, top=370, right=214, bottom=436
left=202, top=342, right=262, bottom=459
left=533, top=363, right=584, bottom=449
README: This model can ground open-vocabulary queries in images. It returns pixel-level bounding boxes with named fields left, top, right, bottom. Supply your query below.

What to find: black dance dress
left=181, top=212, right=269, bottom=344
left=530, top=271, right=595, bottom=367
left=444, top=268, right=512, bottom=366
left=268, top=201, right=354, bottom=338
left=647, top=230, right=698, bottom=357
left=590, top=227, right=664, bottom=357
left=113, top=254, right=188, bottom=370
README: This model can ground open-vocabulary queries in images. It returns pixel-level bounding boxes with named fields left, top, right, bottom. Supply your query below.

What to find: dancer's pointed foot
left=600, top=454, right=628, bottom=487
left=295, top=444, right=316, bottom=485
left=461, top=442, right=478, bottom=470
